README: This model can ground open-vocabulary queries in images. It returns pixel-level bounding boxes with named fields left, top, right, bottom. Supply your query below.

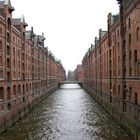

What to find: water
left=0, top=84, right=132, bottom=140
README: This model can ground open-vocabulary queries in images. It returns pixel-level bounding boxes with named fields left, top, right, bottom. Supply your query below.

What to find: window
left=13, top=85, right=16, bottom=96
left=118, top=85, right=120, bottom=95
left=23, top=85, right=25, bottom=94
left=129, top=34, right=131, bottom=46
left=117, top=29, right=119, bottom=38
left=23, top=97, right=25, bottom=103
left=7, top=72, right=10, bottom=82
left=18, top=85, right=20, bottom=95
left=135, top=92, right=138, bottom=105
left=7, top=103, right=11, bottom=110
left=26, top=84, right=28, bottom=92
left=0, top=27, right=2, bottom=35
left=7, top=58, right=10, bottom=68
left=128, top=18, right=131, bottom=29
left=13, top=47, right=15, bottom=67
left=137, top=27, right=140, bottom=41
left=0, top=56, right=2, bottom=66
left=7, top=32, right=10, bottom=42
left=7, top=18, right=11, bottom=30
left=0, top=87, right=4, bottom=100
left=7, top=45, right=10, bottom=55
left=0, top=41, right=2, bottom=53
left=0, top=69, right=2, bottom=79
left=134, top=50, right=137, bottom=63
left=23, top=32, right=25, bottom=41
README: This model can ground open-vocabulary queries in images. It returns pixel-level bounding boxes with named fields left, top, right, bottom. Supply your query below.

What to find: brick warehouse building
left=0, top=0, right=66, bottom=132
left=74, top=64, right=84, bottom=82
left=82, top=0, right=140, bottom=139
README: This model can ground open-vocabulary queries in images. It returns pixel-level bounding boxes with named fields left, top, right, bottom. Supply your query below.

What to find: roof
left=0, top=0, right=14, bottom=12
left=12, top=18, right=21, bottom=25
left=25, top=28, right=36, bottom=40
left=12, top=17, right=28, bottom=26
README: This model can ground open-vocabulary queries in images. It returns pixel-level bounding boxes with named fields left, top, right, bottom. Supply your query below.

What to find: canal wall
left=84, top=86, right=140, bottom=140
left=0, top=85, right=58, bottom=134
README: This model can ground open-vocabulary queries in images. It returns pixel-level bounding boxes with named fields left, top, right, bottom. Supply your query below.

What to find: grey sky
left=12, top=0, right=119, bottom=72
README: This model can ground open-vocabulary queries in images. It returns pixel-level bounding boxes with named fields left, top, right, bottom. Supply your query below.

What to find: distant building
left=74, top=65, right=84, bottom=82
left=67, top=70, right=74, bottom=81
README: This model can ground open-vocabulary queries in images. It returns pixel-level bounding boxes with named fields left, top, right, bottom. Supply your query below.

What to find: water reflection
left=0, top=84, right=132, bottom=140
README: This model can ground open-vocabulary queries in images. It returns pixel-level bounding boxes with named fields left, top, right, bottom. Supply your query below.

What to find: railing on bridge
left=58, top=80, right=83, bottom=88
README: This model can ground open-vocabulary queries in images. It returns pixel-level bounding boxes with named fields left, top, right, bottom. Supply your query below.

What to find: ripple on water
left=0, top=84, right=133, bottom=140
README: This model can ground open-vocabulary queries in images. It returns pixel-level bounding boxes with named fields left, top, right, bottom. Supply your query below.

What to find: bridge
left=58, top=80, right=83, bottom=88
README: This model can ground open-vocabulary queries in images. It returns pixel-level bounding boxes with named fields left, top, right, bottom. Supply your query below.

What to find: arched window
left=7, top=32, right=10, bottom=42
left=134, top=50, right=137, bottom=63
left=128, top=18, right=131, bottom=29
left=129, top=87, right=132, bottom=100
left=23, top=85, right=25, bottom=94
left=0, top=87, right=4, bottom=100
left=129, top=34, right=131, bottom=46
left=7, top=58, right=10, bottom=68
left=13, top=47, right=15, bottom=67
left=7, top=18, right=11, bottom=30
left=26, top=84, right=28, bottom=92
left=23, top=32, right=25, bottom=41
left=7, top=72, right=10, bottom=82
left=7, top=45, right=10, bottom=55
left=23, top=97, right=25, bottom=103
left=137, top=27, right=140, bottom=41
left=7, top=103, right=11, bottom=110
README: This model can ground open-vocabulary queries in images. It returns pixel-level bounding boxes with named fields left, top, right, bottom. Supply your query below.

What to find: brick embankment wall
left=84, top=86, right=140, bottom=140
left=0, top=85, right=58, bottom=134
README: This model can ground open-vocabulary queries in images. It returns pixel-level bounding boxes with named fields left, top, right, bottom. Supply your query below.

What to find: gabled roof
left=12, top=16, right=28, bottom=27
left=12, top=18, right=21, bottom=25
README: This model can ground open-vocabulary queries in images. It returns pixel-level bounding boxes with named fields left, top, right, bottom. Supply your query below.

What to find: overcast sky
left=11, top=0, right=119, bottom=72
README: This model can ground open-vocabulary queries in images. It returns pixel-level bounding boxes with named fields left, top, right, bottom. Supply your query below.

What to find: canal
left=0, top=84, right=132, bottom=140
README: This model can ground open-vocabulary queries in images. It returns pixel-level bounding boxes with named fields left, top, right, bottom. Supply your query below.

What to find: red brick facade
left=0, top=0, right=66, bottom=130
left=82, top=0, right=140, bottom=139
left=74, top=64, right=84, bottom=82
